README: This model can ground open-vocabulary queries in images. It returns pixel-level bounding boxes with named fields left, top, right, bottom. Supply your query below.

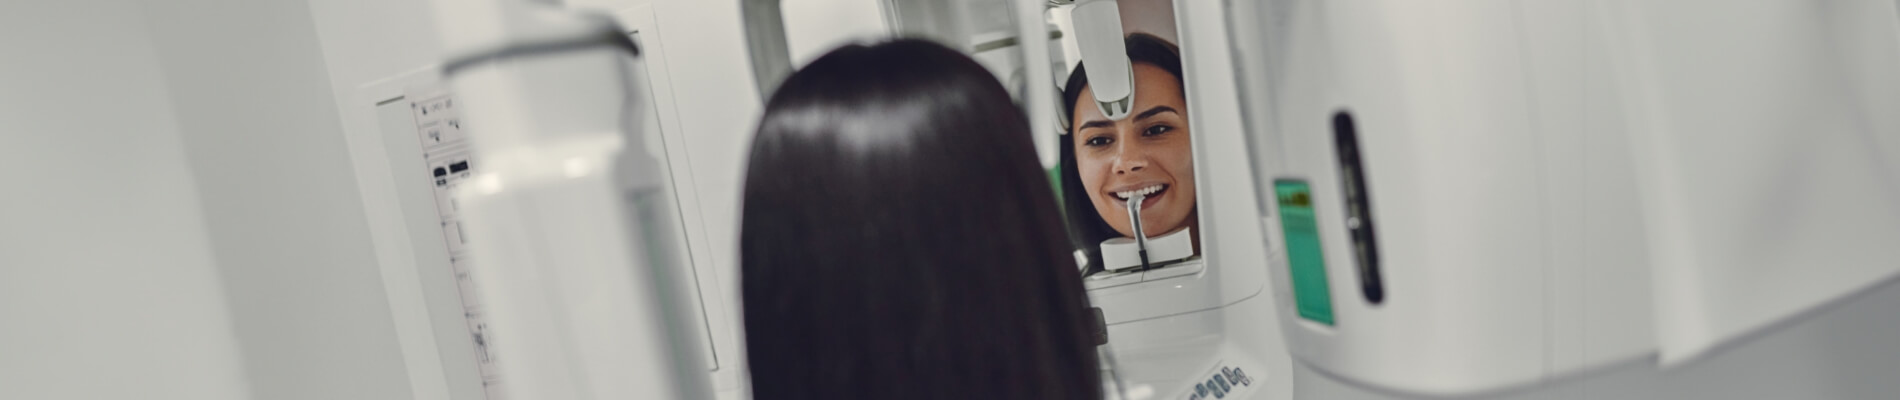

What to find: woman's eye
left=1144, top=125, right=1173, bottom=136
left=1085, top=136, right=1113, bottom=147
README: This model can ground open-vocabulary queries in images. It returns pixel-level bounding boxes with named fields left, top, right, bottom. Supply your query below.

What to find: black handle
left=1333, top=111, right=1386, bottom=305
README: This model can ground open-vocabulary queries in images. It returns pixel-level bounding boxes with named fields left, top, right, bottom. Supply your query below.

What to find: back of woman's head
left=739, top=39, right=1103, bottom=400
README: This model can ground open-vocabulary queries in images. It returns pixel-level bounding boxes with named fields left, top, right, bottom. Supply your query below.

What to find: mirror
left=1040, top=1, right=1200, bottom=279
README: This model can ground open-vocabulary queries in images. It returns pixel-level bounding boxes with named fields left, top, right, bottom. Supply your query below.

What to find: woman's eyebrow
left=1079, top=119, right=1115, bottom=130
left=1134, top=105, right=1179, bottom=121
left=1079, top=105, right=1178, bottom=130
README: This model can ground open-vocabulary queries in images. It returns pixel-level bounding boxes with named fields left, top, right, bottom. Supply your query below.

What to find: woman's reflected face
left=1071, top=63, right=1196, bottom=239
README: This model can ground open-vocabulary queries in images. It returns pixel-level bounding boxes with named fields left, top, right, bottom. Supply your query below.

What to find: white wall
left=139, top=0, right=416, bottom=399
left=0, top=2, right=251, bottom=399
left=302, top=1, right=471, bottom=398
left=2, top=0, right=1095, bottom=398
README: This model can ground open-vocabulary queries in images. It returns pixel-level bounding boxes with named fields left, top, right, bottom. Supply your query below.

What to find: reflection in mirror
left=1053, top=13, right=1198, bottom=278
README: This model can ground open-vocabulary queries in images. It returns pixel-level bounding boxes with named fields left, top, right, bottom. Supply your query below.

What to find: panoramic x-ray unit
left=417, top=0, right=1900, bottom=398
left=1223, top=0, right=1900, bottom=396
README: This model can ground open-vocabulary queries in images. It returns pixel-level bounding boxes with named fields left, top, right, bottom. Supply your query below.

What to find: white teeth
left=1114, top=184, right=1165, bottom=200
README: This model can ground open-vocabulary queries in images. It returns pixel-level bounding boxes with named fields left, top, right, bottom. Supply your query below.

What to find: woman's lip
left=1109, top=186, right=1167, bottom=211
left=1106, top=182, right=1168, bottom=194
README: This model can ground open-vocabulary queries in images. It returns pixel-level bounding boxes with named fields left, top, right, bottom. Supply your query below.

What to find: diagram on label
left=408, top=86, right=505, bottom=400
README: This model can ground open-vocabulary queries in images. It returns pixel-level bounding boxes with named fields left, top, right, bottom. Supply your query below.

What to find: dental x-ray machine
left=1223, top=0, right=1900, bottom=396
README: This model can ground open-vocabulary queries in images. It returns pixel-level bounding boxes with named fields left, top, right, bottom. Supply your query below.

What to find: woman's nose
left=1114, top=148, right=1149, bottom=175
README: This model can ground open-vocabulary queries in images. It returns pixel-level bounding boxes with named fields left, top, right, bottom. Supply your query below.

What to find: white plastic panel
left=607, top=6, right=746, bottom=390
left=1517, top=0, right=1658, bottom=373
left=780, top=0, right=891, bottom=67
left=1313, top=1, right=1548, bottom=393
left=1072, top=0, right=1135, bottom=118
left=1603, top=0, right=1900, bottom=365
left=884, top=0, right=1019, bottom=50
left=371, top=92, right=490, bottom=400
left=1170, top=0, right=1276, bottom=338
left=1229, top=0, right=1657, bottom=395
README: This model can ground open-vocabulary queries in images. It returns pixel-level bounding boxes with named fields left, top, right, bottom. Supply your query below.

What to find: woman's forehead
left=1130, top=64, right=1186, bottom=108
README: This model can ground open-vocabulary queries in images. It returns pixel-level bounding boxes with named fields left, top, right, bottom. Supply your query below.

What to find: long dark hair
left=1058, top=33, right=1186, bottom=271
left=739, top=39, right=1102, bottom=400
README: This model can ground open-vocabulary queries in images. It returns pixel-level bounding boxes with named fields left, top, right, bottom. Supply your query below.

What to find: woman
left=739, top=39, right=1103, bottom=399
left=1060, top=33, right=1199, bottom=270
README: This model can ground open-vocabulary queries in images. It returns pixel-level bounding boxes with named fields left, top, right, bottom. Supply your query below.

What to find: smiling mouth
left=1111, top=184, right=1169, bottom=208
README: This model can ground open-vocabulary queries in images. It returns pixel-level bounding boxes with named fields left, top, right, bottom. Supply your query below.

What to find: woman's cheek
left=1076, top=158, right=1101, bottom=196
left=1170, top=137, right=1197, bottom=186
left=1078, top=162, right=1110, bottom=208
left=1081, top=159, right=1129, bottom=232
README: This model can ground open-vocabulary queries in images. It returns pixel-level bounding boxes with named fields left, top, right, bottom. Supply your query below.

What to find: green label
left=1275, top=180, right=1335, bottom=325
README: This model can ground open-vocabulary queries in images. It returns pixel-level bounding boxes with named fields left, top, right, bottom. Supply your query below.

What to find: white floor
left=1294, top=277, right=1900, bottom=400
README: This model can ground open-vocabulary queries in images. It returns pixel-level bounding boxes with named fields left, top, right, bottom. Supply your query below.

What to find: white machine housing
left=1232, top=0, right=1900, bottom=395
left=1598, top=0, right=1900, bottom=365
left=1226, top=0, right=1656, bottom=396
left=1070, top=0, right=1136, bottom=120
left=431, top=1, right=713, bottom=399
